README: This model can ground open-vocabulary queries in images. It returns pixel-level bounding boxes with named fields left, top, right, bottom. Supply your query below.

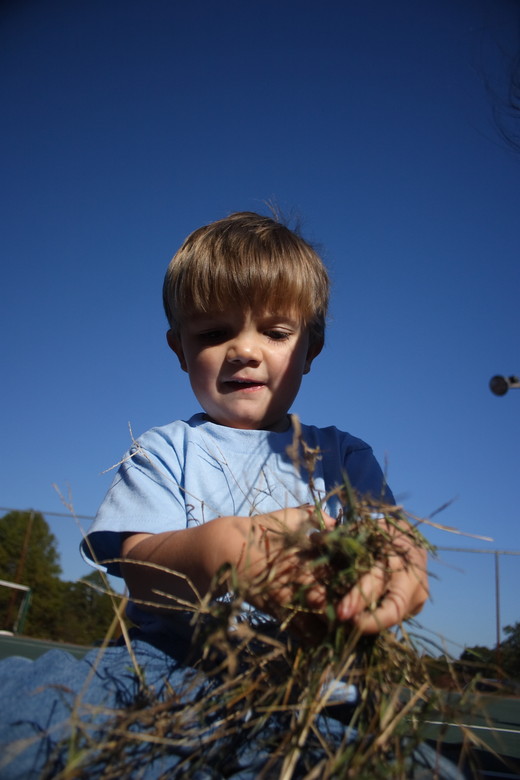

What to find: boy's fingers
left=341, top=555, right=429, bottom=634
left=263, top=582, right=327, bottom=616
left=335, top=564, right=387, bottom=621
left=298, top=504, right=336, bottom=530
left=350, top=579, right=409, bottom=634
left=259, top=550, right=328, bottom=611
left=316, top=510, right=336, bottom=531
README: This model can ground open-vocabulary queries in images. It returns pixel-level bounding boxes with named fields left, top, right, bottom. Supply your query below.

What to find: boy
left=85, top=211, right=427, bottom=639
left=1, top=212, right=450, bottom=780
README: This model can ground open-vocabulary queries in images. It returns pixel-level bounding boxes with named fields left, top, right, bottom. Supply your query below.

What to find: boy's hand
left=335, top=519, right=428, bottom=633
left=235, top=506, right=336, bottom=623
left=234, top=510, right=428, bottom=636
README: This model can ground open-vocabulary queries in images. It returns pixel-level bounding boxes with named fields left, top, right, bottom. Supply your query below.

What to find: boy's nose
left=226, top=340, right=261, bottom=364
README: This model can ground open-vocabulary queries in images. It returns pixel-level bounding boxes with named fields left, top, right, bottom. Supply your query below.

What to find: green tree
left=500, top=622, right=520, bottom=680
left=459, top=623, right=520, bottom=683
left=0, top=511, right=120, bottom=643
left=58, top=571, right=119, bottom=645
left=0, top=510, right=63, bottom=637
left=458, top=645, right=498, bottom=680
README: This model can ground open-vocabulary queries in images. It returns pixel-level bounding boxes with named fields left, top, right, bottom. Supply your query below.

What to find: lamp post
left=482, top=378, right=518, bottom=657
left=489, top=375, right=520, bottom=396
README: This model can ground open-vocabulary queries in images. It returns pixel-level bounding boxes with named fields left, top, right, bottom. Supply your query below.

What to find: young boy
left=84, top=211, right=427, bottom=640
left=1, top=212, right=447, bottom=780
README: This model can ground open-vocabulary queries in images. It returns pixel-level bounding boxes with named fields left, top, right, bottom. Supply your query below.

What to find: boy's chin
left=206, top=412, right=290, bottom=432
left=261, top=414, right=291, bottom=432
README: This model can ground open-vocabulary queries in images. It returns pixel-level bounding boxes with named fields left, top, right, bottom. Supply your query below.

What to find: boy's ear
left=303, top=338, right=323, bottom=375
left=166, top=329, right=188, bottom=372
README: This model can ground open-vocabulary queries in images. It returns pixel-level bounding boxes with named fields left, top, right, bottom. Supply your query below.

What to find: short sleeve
left=81, top=435, right=187, bottom=577
left=343, top=445, right=394, bottom=504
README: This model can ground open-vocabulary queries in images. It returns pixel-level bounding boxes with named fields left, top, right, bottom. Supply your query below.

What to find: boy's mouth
left=222, top=379, right=266, bottom=392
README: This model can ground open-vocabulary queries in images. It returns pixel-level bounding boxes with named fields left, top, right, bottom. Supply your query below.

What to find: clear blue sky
left=1, top=0, right=519, bottom=656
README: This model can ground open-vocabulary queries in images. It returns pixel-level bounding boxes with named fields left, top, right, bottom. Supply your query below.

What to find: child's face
left=168, top=308, right=319, bottom=431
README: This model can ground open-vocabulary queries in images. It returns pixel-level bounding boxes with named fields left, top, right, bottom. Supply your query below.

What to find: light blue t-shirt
left=82, top=413, right=392, bottom=632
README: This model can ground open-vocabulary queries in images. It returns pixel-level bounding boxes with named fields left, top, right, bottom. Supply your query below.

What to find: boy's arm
left=121, top=511, right=428, bottom=633
left=120, top=507, right=336, bottom=618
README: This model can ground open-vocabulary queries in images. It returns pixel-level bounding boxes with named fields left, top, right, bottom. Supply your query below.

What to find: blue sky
left=1, top=0, right=519, bottom=655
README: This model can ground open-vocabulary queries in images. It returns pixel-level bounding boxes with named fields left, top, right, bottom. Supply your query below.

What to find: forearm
left=120, top=516, right=247, bottom=611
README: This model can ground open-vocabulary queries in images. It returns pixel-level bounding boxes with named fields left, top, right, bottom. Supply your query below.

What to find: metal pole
left=495, top=551, right=501, bottom=663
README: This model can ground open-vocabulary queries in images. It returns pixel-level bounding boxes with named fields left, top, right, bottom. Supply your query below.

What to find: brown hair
left=163, top=212, right=329, bottom=345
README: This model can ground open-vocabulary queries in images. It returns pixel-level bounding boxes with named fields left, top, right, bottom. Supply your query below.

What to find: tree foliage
left=459, top=622, right=520, bottom=683
left=501, top=622, right=520, bottom=679
left=0, top=511, right=116, bottom=644
left=57, top=571, right=117, bottom=645
left=0, top=510, right=62, bottom=581
left=0, top=510, right=62, bottom=636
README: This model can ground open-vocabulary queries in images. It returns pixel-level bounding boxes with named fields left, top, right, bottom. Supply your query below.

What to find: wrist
left=201, top=515, right=257, bottom=589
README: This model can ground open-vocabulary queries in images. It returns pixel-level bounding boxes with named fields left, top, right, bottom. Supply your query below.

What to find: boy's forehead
left=185, top=307, right=304, bottom=327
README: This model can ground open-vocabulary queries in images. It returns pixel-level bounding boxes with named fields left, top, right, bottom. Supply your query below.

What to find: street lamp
left=489, top=375, right=520, bottom=396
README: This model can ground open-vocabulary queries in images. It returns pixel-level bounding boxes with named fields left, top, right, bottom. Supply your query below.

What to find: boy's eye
left=197, top=330, right=227, bottom=343
left=265, top=329, right=291, bottom=341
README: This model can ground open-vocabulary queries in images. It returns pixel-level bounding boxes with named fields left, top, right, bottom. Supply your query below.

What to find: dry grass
left=40, top=489, right=479, bottom=779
